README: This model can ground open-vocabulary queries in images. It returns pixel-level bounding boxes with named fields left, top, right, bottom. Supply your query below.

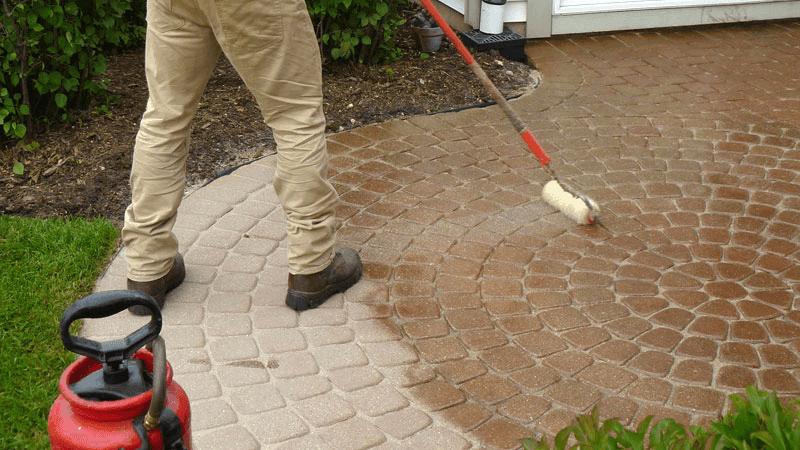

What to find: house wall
left=427, top=0, right=800, bottom=38
left=435, top=0, right=528, bottom=33
left=550, top=1, right=800, bottom=35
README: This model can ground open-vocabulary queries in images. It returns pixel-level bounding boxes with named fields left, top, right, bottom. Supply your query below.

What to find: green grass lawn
left=0, top=215, right=120, bottom=449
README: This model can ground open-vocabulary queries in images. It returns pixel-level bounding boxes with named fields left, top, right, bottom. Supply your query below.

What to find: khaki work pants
left=123, top=0, right=338, bottom=281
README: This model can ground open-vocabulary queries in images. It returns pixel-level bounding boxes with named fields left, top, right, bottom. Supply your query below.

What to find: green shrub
left=1, top=0, right=406, bottom=145
left=306, top=0, right=408, bottom=64
left=0, top=0, right=146, bottom=143
left=521, top=387, right=800, bottom=450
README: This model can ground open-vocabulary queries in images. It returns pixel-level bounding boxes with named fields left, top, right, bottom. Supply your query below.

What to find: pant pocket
left=217, top=0, right=284, bottom=49
left=146, top=0, right=186, bottom=32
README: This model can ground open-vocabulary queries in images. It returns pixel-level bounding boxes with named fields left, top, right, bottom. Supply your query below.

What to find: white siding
left=428, top=0, right=800, bottom=37
left=552, top=1, right=800, bottom=34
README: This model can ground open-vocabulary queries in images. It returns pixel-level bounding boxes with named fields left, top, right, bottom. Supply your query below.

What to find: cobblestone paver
left=84, top=20, right=799, bottom=449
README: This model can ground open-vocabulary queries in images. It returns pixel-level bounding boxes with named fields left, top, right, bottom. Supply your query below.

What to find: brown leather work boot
left=286, top=248, right=362, bottom=311
left=127, top=253, right=186, bottom=315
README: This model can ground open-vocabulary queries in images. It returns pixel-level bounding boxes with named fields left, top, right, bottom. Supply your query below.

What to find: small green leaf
left=55, top=93, right=68, bottom=108
left=50, top=71, right=63, bottom=87
left=13, top=162, right=24, bottom=175
left=40, top=5, right=54, bottom=19
left=14, top=123, right=26, bottom=138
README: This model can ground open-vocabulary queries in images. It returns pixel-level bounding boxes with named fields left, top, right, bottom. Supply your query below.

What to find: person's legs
left=206, top=0, right=340, bottom=276
left=204, top=0, right=360, bottom=310
left=123, top=0, right=221, bottom=310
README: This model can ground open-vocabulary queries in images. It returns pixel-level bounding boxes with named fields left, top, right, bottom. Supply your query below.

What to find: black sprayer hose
left=143, top=336, right=167, bottom=431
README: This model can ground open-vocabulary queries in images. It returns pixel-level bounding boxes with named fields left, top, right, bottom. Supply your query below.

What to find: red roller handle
left=417, top=0, right=552, bottom=167
left=521, top=130, right=551, bottom=166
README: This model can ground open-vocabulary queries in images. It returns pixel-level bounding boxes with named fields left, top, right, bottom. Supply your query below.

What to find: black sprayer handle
left=60, top=290, right=162, bottom=365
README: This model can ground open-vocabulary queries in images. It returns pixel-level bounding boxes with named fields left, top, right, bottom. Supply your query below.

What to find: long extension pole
left=417, top=0, right=550, bottom=167
left=416, top=0, right=600, bottom=225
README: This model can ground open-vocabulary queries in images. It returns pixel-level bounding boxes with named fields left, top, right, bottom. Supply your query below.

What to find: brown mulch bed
left=0, top=9, right=538, bottom=227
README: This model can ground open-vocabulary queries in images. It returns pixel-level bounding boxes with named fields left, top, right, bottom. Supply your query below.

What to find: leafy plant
left=0, top=0, right=146, bottom=143
left=520, top=388, right=798, bottom=450
left=649, top=418, right=712, bottom=450
left=306, top=0, right=407, bottom=64
left=710, top=386, right=800, bottom=450
left=520, top=408, right=702, bottom=450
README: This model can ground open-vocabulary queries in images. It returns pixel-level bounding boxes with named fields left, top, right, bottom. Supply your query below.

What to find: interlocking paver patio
left=83, top=19, right=800, bottom=449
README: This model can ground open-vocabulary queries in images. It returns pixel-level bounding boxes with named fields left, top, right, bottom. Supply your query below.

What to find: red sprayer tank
left=48, top=290, right=191, bottom=449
